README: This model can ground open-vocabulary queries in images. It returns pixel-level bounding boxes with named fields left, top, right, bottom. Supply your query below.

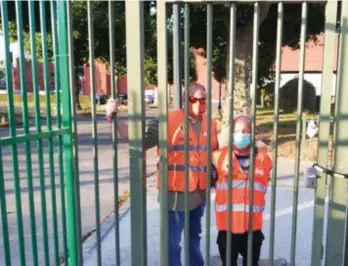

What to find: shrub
left=280, top=78, right=316, bottom=113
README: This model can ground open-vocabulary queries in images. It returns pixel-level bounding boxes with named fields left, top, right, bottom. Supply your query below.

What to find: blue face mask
left=233, top=133, right=251, bottom=149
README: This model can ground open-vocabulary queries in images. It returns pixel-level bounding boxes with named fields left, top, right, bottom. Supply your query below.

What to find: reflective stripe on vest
left=167, top=144, right=208, bottom=152
left=167, top=164, right=207, bottom=173
left=215, top=180, right=268, bottom=193
left=215, top=204, right=265, bottom=213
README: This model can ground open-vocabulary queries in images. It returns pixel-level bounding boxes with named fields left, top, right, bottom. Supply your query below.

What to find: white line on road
left=263, top=200, right=314, bottom=221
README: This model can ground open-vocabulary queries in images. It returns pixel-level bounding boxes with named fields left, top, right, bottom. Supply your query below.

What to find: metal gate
left=0, top=1, right=78, bottom=266
left=1, top=1, right=348, bottom=266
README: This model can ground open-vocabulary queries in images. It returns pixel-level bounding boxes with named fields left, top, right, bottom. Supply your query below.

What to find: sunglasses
left=189, top=96, right=206, bottom=104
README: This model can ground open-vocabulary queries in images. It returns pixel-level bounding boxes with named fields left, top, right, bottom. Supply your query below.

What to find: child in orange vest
left=212, top=116, right=272, bottom=266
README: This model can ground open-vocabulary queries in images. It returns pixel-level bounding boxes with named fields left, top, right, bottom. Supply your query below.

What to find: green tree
left=280, top=78, right=317, bottom=113
left=187, top=3, right=325, bottom=117
left=3, top=1, right=327, bottom=115
left=4, top=21, right=54, bottom=61
left=144, top=56, right=157, bottom=85
left=3, top=1, right=156, bottom=108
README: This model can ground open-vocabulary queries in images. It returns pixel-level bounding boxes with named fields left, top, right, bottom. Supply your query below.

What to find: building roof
left=274, top=34, right=339, bottom=72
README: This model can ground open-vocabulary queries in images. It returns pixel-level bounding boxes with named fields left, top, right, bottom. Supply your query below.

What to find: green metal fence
left=0, top=1, right=78, bottom=265
left=1, top=0, right=348, bottom=266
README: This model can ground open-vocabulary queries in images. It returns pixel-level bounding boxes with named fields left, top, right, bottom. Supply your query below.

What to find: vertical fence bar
left=87, top=1, right=102, bottom=265
left=173, top=3, right=182, bottom=110
left=311, top=1, right=338, bottom=265
left=1, top=5, right=25, bottom=265
left=7, top=1, right=26, bottom=266
left=125, top=1, right=147, bottom=265
left=39, top=1, right=60, bottom=264
left=247, top=3, right=260, bottom=266
left=184, top=3, right=190, bottom=266
left=28, top=1, right=51, bottom=265
left=157, top=2, right=169, bottom=265
left=340, top=5, right=348, bottom=265
left=0, top=147, right=11, bottom=266
left=108, top=1, right=120, bottom=265
left=268, top=3, right=283, bottom=266
left=205, top=3, right=213, bottom=265
left=326, top=1, right=348, bottom=265
left=66, top=1, right=83, bottom=264
left=15, top=0, right=38, bottom=265
left=226, top=3, right=237, bottom=265
left=57, top=1, right=78, bottom=265
left=51, top=0, right=70, bottom=264
left=290, top=3, right=307, bottom=265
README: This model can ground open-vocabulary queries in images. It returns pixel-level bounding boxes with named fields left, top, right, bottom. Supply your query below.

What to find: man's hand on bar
left=105, top=98, right=119, bottom=123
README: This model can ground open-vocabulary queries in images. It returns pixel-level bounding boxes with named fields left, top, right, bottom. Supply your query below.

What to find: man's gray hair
left=182, top=82, right=206, bottom=97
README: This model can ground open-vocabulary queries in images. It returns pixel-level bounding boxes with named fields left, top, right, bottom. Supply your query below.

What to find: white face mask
left=233, top=133, right=251, bottom=149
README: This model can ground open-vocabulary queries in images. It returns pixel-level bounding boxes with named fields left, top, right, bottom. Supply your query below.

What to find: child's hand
left=211, top=164, right=218, bottom=188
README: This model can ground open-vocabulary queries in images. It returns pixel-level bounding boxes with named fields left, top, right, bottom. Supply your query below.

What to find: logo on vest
left=255, top=168, right=264, bottom=176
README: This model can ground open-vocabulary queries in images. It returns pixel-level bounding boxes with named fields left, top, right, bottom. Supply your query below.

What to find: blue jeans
left=168, top=200, right=206, bottom=266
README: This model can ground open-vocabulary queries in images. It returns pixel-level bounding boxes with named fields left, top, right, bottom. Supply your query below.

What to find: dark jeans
left=217, top=230, right=264, bottom=266
left=168, top=200, right=206, bottom=266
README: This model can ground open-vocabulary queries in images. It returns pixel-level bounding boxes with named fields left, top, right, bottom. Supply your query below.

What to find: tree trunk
left=218, top=3, right=271, bottom=148
left=75, top=68, right=82, bottom=110
left=218, top=81, right=222, bottom=110
left=218, top=31, right=253, bottom=147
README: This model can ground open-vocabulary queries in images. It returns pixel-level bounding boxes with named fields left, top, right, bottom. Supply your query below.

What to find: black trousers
left=217, top=230, right=264, bottom=266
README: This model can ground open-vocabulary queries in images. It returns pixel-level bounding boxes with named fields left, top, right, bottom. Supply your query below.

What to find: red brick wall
left=83, top=60, right=111, bottom=95
left=117, top=75, right=127, bottom=95
left=12, top=59, right=55, bottom=92
left=80, top=50, right=226, bottom=99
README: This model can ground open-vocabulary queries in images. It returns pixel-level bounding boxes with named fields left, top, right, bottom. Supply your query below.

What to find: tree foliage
left=188, top=3, right=325, bottom=86
left=280, top=78, right=317, bottom=113
left=4, top=1, right=157, bottom=78
left=3, top=1, right=327, bottom=98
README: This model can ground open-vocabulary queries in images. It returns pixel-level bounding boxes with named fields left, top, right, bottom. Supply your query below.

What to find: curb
left=82, top=197, right=131, bottom=261
left=81, top=169, right=158, bottom=264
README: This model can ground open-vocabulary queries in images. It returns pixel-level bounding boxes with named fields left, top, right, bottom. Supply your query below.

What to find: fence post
left=326, top=2, right=348, bottom=265
left=125, top=1, right=147, bottom=265
left=57, top=1, right=79, bottom=265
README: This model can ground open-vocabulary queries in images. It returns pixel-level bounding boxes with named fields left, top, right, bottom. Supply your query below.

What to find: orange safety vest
left=213, top=147, right=272, bottom=233
left=157, top=109, right=218, bottom=192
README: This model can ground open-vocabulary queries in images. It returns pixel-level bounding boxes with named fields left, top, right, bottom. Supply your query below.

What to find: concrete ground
left=82, top=157, right=320, bottom=266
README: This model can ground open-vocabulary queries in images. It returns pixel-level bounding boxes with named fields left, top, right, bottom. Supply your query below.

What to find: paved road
left=0, top=109, right=322, bottom=266
left=0, top=110, right=158, bottom=266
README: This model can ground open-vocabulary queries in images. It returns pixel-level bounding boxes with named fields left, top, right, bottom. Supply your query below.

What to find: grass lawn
left=255, top=107, right=333, bottom=162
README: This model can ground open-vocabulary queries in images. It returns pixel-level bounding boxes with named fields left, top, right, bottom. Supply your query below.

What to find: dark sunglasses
left=189, top=96, right=206, bottom=104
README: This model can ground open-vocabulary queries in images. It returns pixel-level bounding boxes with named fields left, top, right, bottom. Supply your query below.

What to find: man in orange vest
left=212, top=116, right=272, bottom=266
left=106, top=83, right=219, bottom=266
